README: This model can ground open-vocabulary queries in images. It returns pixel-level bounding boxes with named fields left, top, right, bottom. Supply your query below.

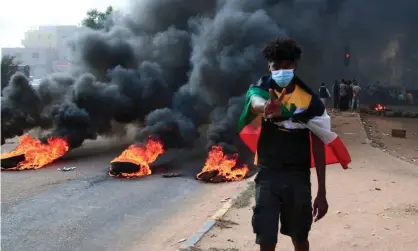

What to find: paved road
left=1, top=137, right=246, bottom=251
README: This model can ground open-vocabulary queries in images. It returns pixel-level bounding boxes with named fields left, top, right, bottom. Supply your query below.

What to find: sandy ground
left=187, top=112, right=418, bottom=251
left=361, top=114, right=418, bottom=166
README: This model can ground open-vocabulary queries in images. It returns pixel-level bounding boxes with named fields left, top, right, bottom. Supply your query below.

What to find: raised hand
left=264, top=88, right=287, bottom=119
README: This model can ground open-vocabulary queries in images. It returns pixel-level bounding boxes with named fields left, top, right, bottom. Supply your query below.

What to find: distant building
left=1, top=47, right=57, bottom=78
left=2, top=25, right=87, bottom=78
left=22, top=25, right=87, bottom=61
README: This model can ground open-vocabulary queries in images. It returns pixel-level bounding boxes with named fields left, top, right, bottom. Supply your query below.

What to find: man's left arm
left=312, top=134, right=328, bottom=222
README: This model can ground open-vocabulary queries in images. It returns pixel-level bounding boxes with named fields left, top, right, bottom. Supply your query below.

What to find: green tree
left=81, top=6, right=113, bottom=30
left=1, top=55, right=21, bottom=91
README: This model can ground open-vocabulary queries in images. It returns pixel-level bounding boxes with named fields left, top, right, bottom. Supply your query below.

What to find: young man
left=242, top=38, right=329, bottom=251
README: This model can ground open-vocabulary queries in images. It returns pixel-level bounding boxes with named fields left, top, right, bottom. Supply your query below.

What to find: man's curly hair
left=262, top=37, right=302, bottom=63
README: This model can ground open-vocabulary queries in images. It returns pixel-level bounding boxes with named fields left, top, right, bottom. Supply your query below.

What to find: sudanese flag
left=237, top=75, right=351, bottom=169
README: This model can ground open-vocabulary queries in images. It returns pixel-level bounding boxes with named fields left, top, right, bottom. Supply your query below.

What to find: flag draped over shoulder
left=238, top=77, right=351, bottom=169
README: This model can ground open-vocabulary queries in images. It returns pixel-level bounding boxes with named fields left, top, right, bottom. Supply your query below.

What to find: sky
left=0, top=0, right=129, bottom=50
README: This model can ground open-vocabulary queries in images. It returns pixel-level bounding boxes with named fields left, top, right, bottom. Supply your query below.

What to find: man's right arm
left=250, top=96, right=267, bottom=114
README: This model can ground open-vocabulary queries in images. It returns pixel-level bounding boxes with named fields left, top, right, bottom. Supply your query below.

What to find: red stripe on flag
left=327, top=136, right=351, bottom=168
left=239, top=124, right=260, bottom=153
left=240, top=125, right=351, bottom=169
left=310, top=134, right=351, bottom=169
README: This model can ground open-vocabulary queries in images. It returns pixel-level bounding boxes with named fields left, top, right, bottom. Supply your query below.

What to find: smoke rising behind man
left=2, top=0, right=417, bottom=149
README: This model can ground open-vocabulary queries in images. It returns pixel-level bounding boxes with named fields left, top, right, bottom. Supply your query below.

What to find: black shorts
left=252, top=167, right=313, bottom=245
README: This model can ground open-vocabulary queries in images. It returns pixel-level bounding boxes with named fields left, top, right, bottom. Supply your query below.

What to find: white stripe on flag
left=306, top=110, right=337, bottom=144
left=272, top=110, right=337, bottom=144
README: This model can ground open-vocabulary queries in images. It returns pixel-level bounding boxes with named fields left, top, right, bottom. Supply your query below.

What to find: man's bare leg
left=292, top=239, right=309, bottom=251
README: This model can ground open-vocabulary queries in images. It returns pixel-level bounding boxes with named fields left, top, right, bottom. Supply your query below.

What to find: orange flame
left=374, top=104, right=386, bottom=111
left=109, top=139, right=164, bottom=178
left=1, top=135, right=69, bottom=170
left=197, top=145, right=249, bottom=182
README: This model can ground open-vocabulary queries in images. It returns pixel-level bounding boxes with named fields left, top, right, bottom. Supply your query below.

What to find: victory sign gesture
left=264, top=88, right=287, bottom=119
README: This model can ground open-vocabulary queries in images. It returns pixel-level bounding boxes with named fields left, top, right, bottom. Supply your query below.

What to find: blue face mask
left=271, top=69, right=294, bottom=87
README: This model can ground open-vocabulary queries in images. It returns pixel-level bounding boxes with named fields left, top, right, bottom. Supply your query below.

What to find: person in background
left=318, top=83, right=331, bottom=106
left=346, top=80, right=353, bottom=110
left=332, top=80, right=340, bottom=109
left=339, top=80, right=348, bottom=110
left=398, top=92, right=405, bottom=101
left=407, top=93, right=414, bottom=105
left=351, top=81, right=361, bottom=110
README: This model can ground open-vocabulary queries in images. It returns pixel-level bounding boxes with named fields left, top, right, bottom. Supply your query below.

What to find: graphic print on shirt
left=273, top=85, right=312, bottom=120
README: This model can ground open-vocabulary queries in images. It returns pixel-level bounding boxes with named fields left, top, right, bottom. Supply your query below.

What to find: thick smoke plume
left=206, top=95, right=246, bottom=152
left=2, top=0, right=418, bottom=151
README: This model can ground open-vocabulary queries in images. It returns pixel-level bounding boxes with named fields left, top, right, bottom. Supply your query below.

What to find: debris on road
left=57, top=166, right=76, bottom=171
left=391, top=129, right=406, bottom=138
left=177, top=238, right=186, bottom=243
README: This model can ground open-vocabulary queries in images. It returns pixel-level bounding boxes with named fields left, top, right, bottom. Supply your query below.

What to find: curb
left=181, top=177, right=255, bottom=249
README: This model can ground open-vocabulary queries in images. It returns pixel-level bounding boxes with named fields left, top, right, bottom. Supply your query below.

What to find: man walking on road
left=318, top=83, right=331, bottom=106
left=241, top=38, right=329, bottom=251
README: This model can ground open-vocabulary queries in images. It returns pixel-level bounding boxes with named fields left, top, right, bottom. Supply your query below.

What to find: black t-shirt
left=257, top=120, right=311, bottom=172
left=254, top=76, right=313, bottom=173
left=319, top=86, right=329, bottom=98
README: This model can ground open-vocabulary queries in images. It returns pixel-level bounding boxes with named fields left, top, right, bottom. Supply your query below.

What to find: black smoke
left=206, top=95, right=247, bottom=153
left=2, top=0, right=418, bottom=150
left=135, top=1, right=281, bottom=148
left=1, top=73, right=46, bottom=144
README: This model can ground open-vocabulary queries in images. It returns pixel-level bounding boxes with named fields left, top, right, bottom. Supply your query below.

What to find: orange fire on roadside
left=197, top=145, right=249, bottom=182
left=1, top=135, right=69, bottom=170
left=374, top=104, right=386, bottom=111
left=109, top=139, right=165, bottom=178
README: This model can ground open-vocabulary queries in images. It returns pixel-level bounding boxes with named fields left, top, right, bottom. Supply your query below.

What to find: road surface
left=1, top=137, right=248, bottom=251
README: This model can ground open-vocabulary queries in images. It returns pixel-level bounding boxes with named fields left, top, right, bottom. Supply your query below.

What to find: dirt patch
left=360, top=113, right=418, bottom=165
left=215, top=219, right=239, bottom=229
left=231, top=181, right=255, bottom=209
left=380, top=204, right=418, bottom=218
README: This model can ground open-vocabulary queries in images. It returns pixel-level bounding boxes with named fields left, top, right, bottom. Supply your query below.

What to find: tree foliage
left=1, top=55, right=20, bottom=91
left=81, top=6, right=113, bottom=30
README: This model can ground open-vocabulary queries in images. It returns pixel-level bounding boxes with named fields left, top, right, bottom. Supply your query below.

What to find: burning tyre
left=1, top=135, right=69, bottom=170
left=108, top=143, right=250, bottom=183
left=109, top=138, right=164, bottom=178
left=196, top=145, right=250, bottom=183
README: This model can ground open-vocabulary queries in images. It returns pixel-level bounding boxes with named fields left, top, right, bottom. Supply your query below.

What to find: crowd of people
left=366, top=82, right=415, bottom=105
left=318, top=79, right=361, bottom=111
